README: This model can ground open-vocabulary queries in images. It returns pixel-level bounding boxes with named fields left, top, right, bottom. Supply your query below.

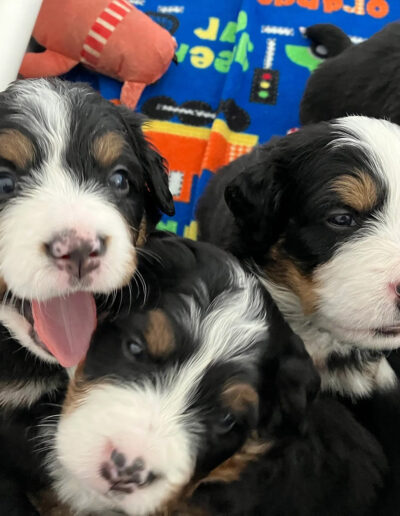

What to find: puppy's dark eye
left=216, top=412, right=236, bottom=434
left=0, top=169, right=16, bottom=197
left=108, top=167, right=130, bottom=195
left=327, top=213, right=356, bottom=228
left=123, top=338, right=145, bottom=359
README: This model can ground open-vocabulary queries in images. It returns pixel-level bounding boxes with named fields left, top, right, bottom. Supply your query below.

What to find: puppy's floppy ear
left=141, top=141, right=175, bottom=217
left=224, top=140, right=288, bottom=258
left=116, top=106, right=175, bottom=217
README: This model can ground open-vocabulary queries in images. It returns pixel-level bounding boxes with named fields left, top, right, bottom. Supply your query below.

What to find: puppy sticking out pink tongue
left=32, top=292, right=97, bottom=367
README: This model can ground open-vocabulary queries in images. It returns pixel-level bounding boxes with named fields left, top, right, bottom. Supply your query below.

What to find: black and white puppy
left=300, top=22, right=400, bottom=125
left=46, top=234, right=385, bottom=516
left=197, top=115, right=400, bottom=399
left=0, top=77, right=173, bottom=401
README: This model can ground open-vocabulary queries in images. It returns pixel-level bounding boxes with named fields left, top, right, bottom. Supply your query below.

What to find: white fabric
left=0, top=0, right=43, bottom=92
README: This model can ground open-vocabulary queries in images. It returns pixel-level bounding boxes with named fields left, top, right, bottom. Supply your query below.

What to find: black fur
left=0, top=390, right=64, bottom=516
left=116, top=105, right=175, bottom=222
left=184, top=398, right=385, bottom=516
left=300, top=22, right=400, bottom=125
left=338, top=353, right=400, bottom=516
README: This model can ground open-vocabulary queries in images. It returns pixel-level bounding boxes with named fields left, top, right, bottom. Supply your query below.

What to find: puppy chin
left=317, top=315, right=400, bottom=350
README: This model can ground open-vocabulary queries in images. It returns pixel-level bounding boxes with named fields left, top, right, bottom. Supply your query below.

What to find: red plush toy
left=19, top=0, right=177, bottom=108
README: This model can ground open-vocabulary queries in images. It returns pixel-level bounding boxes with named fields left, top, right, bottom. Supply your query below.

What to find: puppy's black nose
left=46, top=232, right=106, bottom=279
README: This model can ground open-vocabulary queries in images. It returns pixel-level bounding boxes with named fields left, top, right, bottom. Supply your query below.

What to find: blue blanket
left=63, top=0, right=400, bottom=237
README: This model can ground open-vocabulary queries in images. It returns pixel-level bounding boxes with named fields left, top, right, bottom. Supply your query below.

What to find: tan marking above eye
left=144, top=309, right=175, bottom=358
left=221, top=382, right=259, bottom=413
left=0, top=129, right=35, bottom=169
left=92, top=131, right=125, bottom=167
left=330, top=171, right=378, bottom=213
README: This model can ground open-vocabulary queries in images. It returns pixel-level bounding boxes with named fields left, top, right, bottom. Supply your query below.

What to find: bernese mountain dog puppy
left=197, top=115, right=400, bottom=399
left=43, top=234, right=385, bottom=516
left=0, top=78, right=173, bottom=514
left=196, top=116, right=400, bottom=514
left=0, top=77, right=173, bottom=401
left=300, top=22, right=400, bottom=125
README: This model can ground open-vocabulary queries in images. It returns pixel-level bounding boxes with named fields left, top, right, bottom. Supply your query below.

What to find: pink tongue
left=32, top=292, right=97, bottom=367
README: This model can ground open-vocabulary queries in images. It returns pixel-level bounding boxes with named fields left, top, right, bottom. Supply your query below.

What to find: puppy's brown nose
left=46, top=232, right=106, bottom=279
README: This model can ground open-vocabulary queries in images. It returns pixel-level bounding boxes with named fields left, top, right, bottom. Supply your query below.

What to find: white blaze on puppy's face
left=55, top=384, right=195, bottom=516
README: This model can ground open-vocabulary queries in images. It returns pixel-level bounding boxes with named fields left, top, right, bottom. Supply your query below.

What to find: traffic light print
left=250, top=68, right=279, bottom=104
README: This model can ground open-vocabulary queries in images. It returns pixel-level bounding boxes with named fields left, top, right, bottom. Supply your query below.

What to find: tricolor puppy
left=0, top=77, right=173, bottom=400
left=197, top=116, right=400, bottom=399
left=46, top=235, right=385, bottom=516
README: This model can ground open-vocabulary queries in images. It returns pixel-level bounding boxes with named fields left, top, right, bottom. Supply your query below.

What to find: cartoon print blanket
left=63, top=0, right=400, bottom=237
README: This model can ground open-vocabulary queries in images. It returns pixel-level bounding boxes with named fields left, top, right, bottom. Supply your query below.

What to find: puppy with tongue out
left=0, top=78, right=173, bottom=515
left=0, top=77, right=173, bottom=383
